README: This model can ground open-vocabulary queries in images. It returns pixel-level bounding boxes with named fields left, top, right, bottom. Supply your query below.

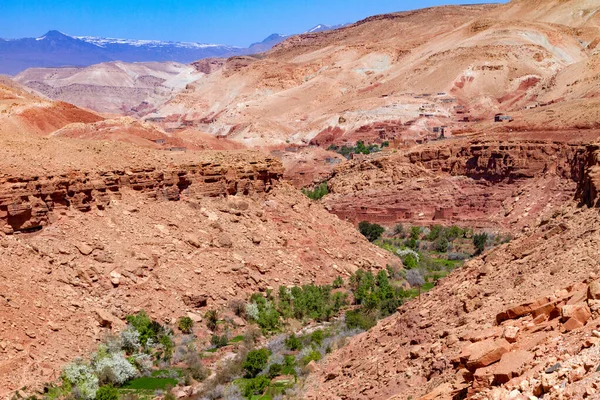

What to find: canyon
left=3, top=0, right=600, bottom=399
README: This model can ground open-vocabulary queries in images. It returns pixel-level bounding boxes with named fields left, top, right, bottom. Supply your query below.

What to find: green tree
left=243, top=349, right=270, bottom=378
left=242, top=376, right=270, bottom=397
left=268, top=363, right=283, bottom=378
left=427, top=225, right=442, bottom=241
left=473, top=233, right=488, bottom=255
left=403, top=253, right=418, bottom=269
left=375, top=270, right=393, bottom=301
left=410, top=226, right=421, bottom=240
left=358, top=221, right=385, bottom=242
left=435, top=237, right=449, bottom=253
left=311, top=330, right=325, bottom=346
left=285, top=334, right=302, bottom=351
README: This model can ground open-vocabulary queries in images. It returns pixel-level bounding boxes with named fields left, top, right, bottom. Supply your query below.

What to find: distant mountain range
left=0, top=24, right=346, bottom=75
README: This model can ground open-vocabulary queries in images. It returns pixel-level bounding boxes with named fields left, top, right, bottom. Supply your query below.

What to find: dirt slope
left=305, top=144, right=600, bottom=399
left=142, top=0, right=599, bottom=150
left=14, top=61, right=202, bottom=115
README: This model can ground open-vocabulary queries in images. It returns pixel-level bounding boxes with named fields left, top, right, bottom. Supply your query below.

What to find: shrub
left=473, top=233, right=488, bottom=255
left=119, top=326, right=140, bottom=354
left=285, top=334, right=302, bottom=351
left=301, top=350, right=322, bottom=366
left=435, top=237, right=449, bottom=253
left=332, top=276, right=344, bottom=289
left=211, top=334, right=229, bottom=349
left=358, top=221, right=385, bottom=242
left=204, top=310, right=219, bottom=332
left=241, top=376, right=270, bottom=397
left=311, top=330, right=325, bottom=346
left=243, top=349, right=270, bottom=378
left=177, top=316, right=194, bottom=334
left=230, top=299, right=246, bottom=318
left=245, top=302, right=260, bottom=321
left=406, top=269, right=425, bottom=288
left=345, top=310, right=376, bottom=331
left=158, top=334, right=175, bottom=362
left=267, top=363, right=283, bottom=378
left=410, top=226, right=421, bottom=240
left=95, top=385, right=118, bottom=400
left=94, top=352, right=137, bottom=386
left=393, top=223, right=404, bottom=236
left=186, top=352, right=209, bottom=381
left=302, top=182, right=329, bottom=201
left=62, top=360, right=99, bottom=400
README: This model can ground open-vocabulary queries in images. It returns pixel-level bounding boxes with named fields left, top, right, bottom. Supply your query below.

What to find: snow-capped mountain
left=74, top=35, right=233, bottom=50
left=0, top=24, right=347, bottom=75
left=306, top=24, right=348, bottom=33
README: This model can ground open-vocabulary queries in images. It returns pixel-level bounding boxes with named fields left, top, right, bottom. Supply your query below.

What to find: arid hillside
left=14, top=61, right=202, bottom=116
left=305, top=142, right=600, bottom=399
left=137, top=0, right=600, bottom=149
left=0, top=79, right=396, bottom=396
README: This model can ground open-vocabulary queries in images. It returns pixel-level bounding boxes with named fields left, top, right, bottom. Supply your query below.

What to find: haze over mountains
left=0, top=24, right=343, bottom=75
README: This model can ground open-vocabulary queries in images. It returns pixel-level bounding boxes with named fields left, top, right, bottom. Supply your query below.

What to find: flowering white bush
left=397, top=248, right=420, bottom=262
left=62, top=360, right=99, bottom=400
left=245, top=302, right=259, bottom=321
left=94, top=352, right=138, bottom=385
left=132, top=353, right=153, bottom=375
left=120, top=326, right=141, bottom=353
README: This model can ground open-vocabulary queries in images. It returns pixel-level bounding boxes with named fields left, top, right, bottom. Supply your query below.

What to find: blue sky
left=0, top=0, right=507, bottom=46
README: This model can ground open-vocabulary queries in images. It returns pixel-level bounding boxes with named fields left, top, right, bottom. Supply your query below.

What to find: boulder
left=493, top=350, right=534, bottom=384
left=94, top=309, right=123, bottom=329
left=466, top=339, right=511, bottom=371
left=109, top=270, right=122, bottom=286
left=561, top=304, right=591, bottom=331
left=75, top=242, right=94, bottom=256
left=182, top=294, right=208, bottom=308
left=503, top=326, right=519, bottom=343
left=588, top=280, right=600, bottom=300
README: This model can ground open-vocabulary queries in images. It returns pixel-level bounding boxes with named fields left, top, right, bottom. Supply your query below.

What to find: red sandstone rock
left=493, top=350, right=534, bottom=384
left=466, top=338, right=511, bottom=371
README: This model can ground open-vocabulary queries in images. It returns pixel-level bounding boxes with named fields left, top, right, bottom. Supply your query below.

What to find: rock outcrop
left=0, top=158, right=282, bottom=233
left=324, top=136, right=591, bottom=229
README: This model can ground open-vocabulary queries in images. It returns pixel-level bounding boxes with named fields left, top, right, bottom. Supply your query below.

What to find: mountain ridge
left=0, top=24, right=348, bottom=75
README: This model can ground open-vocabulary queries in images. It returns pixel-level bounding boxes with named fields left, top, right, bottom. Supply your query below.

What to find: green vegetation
left=95, top=386, right=118, bottom=400
left=473, top=233, right=488, bottom=255
left=285, top=333, right=302, bottom=351
left=241, top=376, right=271, bottom=397
left=211, top=334, right=229, bottom=349
left=243, top=349, right=271, bottom=378
left=204, top=309, right=219, bottom=331
left=332, top=276, right=344, bottom=289
left=301, top=182, right=329, bottom=200
left=301, top=350, right=322, bottom=366
left=121, top=376, right=178, bottom=390
left=327, top=141, right=387, bottom=159
left=177, top=316, right=194, bottom=334
left=358, top=221, right=385, bottom=242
